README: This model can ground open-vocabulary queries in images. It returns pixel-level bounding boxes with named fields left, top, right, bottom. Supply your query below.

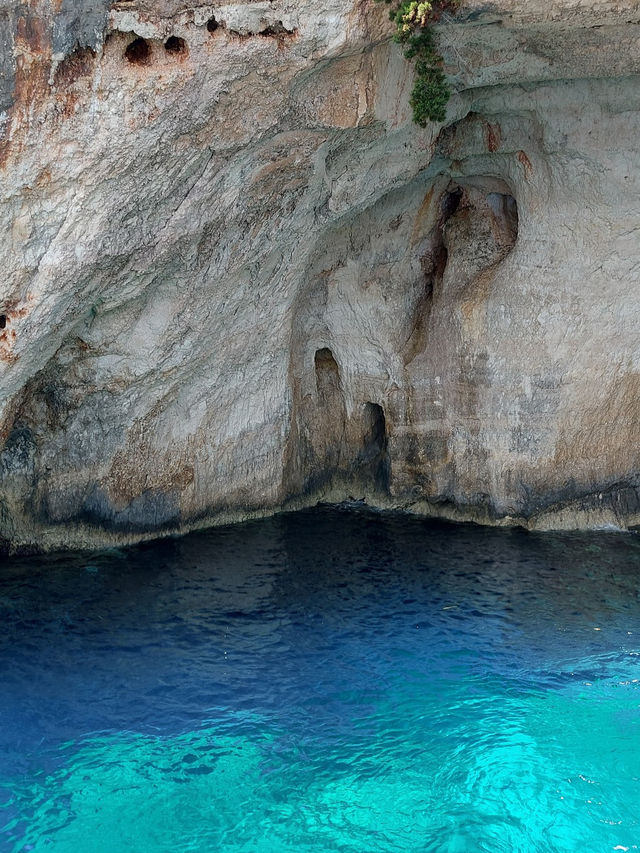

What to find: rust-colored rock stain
left=517, top=150, right=533, bottom=179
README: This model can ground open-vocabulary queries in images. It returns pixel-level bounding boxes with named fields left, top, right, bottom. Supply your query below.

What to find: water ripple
left=1, top=507, right=640, bottom=851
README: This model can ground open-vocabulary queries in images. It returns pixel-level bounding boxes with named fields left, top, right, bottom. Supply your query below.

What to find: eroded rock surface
left=1, top=0, right=640, bottom=549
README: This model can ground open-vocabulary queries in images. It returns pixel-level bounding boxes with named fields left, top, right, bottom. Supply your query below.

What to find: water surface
left=1, top=506, right=640, bottom=852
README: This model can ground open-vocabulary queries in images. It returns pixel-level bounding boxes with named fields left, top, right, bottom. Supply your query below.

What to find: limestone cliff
left=1, top=0, right=640, bottom=550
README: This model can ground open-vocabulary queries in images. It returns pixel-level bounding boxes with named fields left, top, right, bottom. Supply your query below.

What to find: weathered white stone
left=1, top=0, right=640, bottom=550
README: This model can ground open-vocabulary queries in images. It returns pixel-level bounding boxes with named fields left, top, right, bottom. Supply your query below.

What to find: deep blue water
left=1, top=505, right=640, bottom=851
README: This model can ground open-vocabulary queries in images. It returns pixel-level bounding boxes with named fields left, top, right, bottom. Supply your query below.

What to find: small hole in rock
left=53, top=46, right=96, bottom=88
left=258, top=21, right=296, bottom=37
left=206, top=17, right=219, bottom=33
left=0, top=315, right=6, bottom=330
left=164, top=35, right=187, bottom=56
left=125, top=37, right=151, bottom=65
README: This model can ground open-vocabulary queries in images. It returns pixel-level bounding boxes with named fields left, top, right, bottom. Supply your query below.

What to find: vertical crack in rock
left=361, top=401, right=390, bottom=493
left=310, top=347, right=348, bottom=487
left=403, top=185, right=464, bottom=365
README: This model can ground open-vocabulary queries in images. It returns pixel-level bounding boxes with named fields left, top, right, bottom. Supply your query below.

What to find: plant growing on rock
left=377, top=0, right=452, bottom=126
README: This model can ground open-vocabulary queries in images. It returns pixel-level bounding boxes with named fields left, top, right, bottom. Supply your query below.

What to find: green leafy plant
left=377, top=0, right=452, bottom=126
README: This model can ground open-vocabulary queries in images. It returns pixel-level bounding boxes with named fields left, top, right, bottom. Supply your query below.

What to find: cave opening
left=314, top=348, right=341, bottom=400
left=363, top=402, right=386, bottom=453
left=125, top=37, right=152, bottom=65
left=303, top=347, right=346, bottom=493
left=0, top=315, right=6, bottom=330
left=164, top=36, right=188, bottom=56
left=362, top=402, right=390, bottom=492
left=206, top=17, right=219, bottom=33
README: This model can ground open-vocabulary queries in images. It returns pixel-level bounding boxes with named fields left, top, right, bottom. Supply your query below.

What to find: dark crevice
left=363, top=402, right=386, bottom=451
left=228, top=21, right=296, bottom=39
left=404, top=187, right=462, bottom=362
left=0, top=315, right=6, bottom=330
left=439, top=186, right=463, bottom=224
left=206, top=17, right=219, bottom=33
left=125, top=37, right=151, bottom=65
left=258, top=21, right=297, bottom=37
left=53, top=46, right=96, bottom=87
left=164, top=36, right=188, bottom=56
left=361, top=402, right=390, bottom=492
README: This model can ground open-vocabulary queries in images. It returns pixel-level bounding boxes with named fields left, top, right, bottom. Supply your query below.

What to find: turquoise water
left=1, top=507, right=640, bottom=852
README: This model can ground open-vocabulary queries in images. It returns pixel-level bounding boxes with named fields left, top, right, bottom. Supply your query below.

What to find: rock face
left=1, top=0, right=640, bottom=550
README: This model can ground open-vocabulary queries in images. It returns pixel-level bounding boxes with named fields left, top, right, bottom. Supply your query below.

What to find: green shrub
left=377, top=0, right=451, bottom=126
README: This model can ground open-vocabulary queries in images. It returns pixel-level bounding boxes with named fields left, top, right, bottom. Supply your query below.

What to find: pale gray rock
left=1, top=0, right=640, bottom=550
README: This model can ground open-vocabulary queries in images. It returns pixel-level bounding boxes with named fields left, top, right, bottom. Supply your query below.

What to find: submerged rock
left=1, top=0, right=640, bottom=549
